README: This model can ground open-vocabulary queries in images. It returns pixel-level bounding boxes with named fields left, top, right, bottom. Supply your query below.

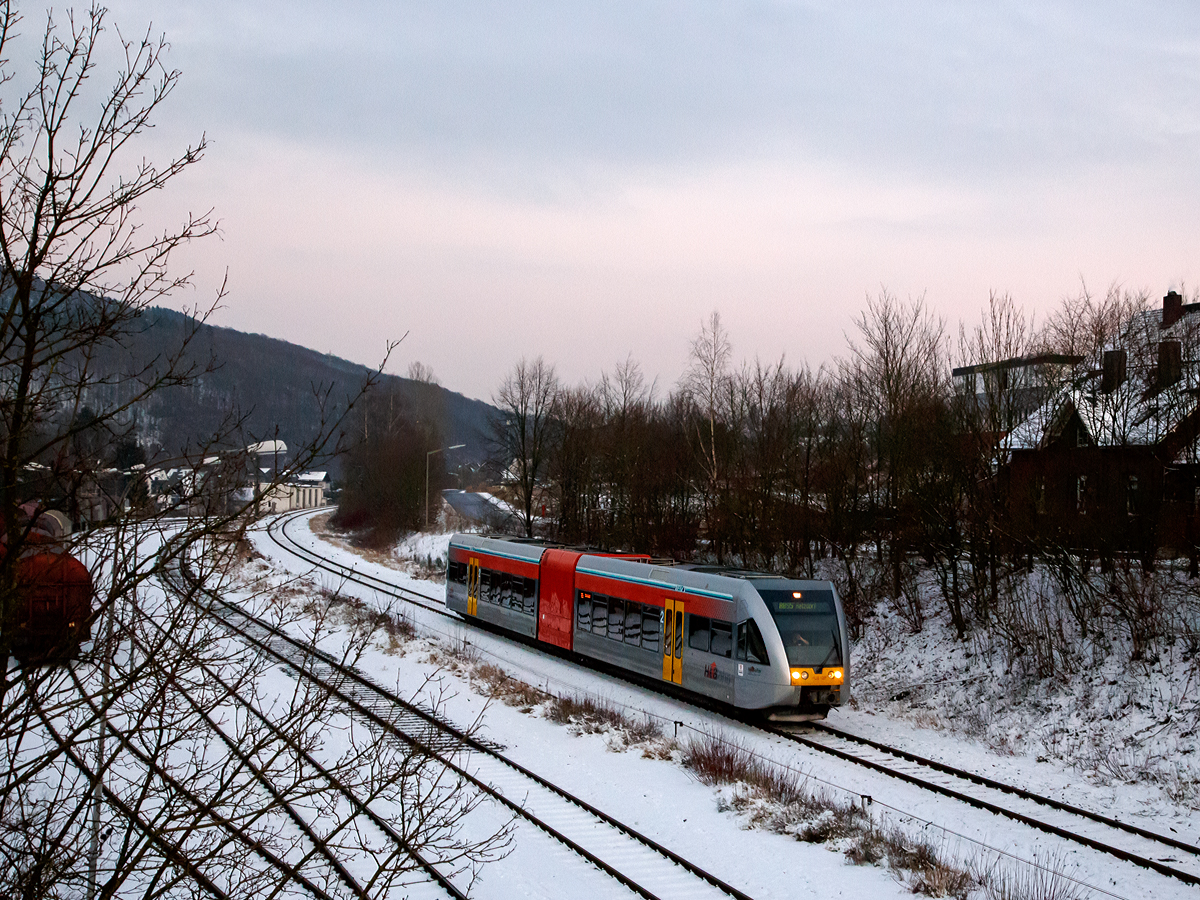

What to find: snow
left=247, top=511, right=1200, bottom=900
left=848, top=598, right=1200, bottom=842
left=243, top=527, right=911, bottom=899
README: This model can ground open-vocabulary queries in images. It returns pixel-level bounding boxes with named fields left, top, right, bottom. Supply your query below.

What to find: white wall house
left=256, top=472, right=328, bottom=514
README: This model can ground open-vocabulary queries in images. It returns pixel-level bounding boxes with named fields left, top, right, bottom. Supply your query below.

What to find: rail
left=265, top=509, right=1200, bottom=888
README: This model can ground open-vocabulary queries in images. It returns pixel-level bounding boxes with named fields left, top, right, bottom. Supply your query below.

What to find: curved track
left=265, top=510, right=1200, bottom=888
left=199, top=526, right=758, bottom=900
left=160, top=558, right=467, bottom=900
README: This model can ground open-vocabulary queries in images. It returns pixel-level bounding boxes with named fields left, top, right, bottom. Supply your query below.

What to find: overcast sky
left=49, top=1, right=1200, bottom=400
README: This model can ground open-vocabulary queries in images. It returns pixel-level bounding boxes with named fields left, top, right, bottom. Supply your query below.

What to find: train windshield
left=757, top=588, right=842, bottom=668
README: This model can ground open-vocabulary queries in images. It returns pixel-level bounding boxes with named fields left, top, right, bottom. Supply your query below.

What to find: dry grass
left=310, top=513, right=409, bottom=571
left=975, top=854, right=1088, bottom=900
left=545, top=695, right=663, bottom=744
left=683, top=733, right=810, bottom=806
left=473, top=663, right=548, bottom=710
left=456, top=658, right=667, bottom=750
left=302, top=588, right=416, bottom=651
left=686, top=732, right=976, bottom=896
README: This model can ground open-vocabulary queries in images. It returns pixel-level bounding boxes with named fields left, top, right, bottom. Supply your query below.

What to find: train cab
left=734, top=577, right=849, bottom=719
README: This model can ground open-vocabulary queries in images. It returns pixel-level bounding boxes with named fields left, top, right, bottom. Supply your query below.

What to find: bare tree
left=549, top=382, right=601, bottom=544
left=680, top=312, right=732, bottom=559
left=843, top=290, right=947, bottom=615
left=1039, top=280, right=1150, bottom=367
left=0, top=4, right=505, bottom=897
left=492, top=357, right=558, bottom=537
left=681, top=312, right=732, bottom=491
left=406, top=361, right=438, bottom=385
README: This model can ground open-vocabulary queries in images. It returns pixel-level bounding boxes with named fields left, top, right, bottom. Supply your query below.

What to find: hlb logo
left=704, top=662, right=718, bottom=680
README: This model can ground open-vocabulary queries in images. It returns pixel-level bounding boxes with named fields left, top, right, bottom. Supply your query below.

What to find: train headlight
left=831, top=670, right=843, bottom=681
left=791, top=670, right=800, bottom=681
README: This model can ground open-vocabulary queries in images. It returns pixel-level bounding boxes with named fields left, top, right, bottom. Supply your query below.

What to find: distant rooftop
left=247, top=440, right=287, bottom=455
left=952, top=353, right=1083, bottom=378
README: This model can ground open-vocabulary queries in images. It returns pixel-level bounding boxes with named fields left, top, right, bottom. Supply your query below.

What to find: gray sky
left=56, top=1, right=1200, bottom=399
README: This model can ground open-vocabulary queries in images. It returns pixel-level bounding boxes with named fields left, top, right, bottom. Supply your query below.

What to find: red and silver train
left=446, top=535, right=849, bottom=718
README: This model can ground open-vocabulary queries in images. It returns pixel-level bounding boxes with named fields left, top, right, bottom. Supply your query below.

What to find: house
left=1004, top=291, right=1200, bottom=564
left=953, top=352, right=1083, bottom=431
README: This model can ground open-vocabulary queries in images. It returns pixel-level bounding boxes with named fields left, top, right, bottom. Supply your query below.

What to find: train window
left=710, top=620, right=733, bottom=658
left=480, top=569, right=493, bottom=604
left=736, top=619, right=770, bottom=665
left=509, top=576, right=524, bottom=611
left=688, top=615, right=711, bottom=652
left=577, top=591, right=592, bottom=630
left=592, top=598, right=608, bottom=635
left=448, top=560, right=467, bottom=584
left=624, top=603, right=642, bottom=645
left=641, top=608, right=661, bottom=652
left=522, top=577, right=537, bottom=614
left=608, top=598, right=625, bottom=641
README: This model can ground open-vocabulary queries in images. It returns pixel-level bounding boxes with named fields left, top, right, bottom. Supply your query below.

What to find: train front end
left=739, top=579, right=849, bottom=720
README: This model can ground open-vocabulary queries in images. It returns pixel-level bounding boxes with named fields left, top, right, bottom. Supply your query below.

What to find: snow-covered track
left=270, top=511, right=454, bottom=618
left=770, top=722, right=1200, bottom=885
left=194, top=537, right=759, bottom=900
left=813, top=720, right=1200, bottom=858
left=268, top=511, right=1200, bottom=888
left=157, top=564, right=466, bottom=900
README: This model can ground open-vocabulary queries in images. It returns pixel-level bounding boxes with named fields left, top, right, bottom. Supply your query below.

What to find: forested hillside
left=88, top=306, right=495, bottom=472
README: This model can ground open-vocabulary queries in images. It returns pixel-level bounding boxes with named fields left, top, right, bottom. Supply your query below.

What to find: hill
left=94, top=306, right=496, bottom=474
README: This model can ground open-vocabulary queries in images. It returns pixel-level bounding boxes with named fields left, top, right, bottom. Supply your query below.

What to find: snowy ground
left=849, top=602, right=1199, bottom=817
left=249, top=511, right=1200, bottom=900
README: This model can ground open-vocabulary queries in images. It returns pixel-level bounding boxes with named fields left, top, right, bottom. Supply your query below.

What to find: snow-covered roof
left=1123, top=301, right=1200, bottom=343
left=297, top=471, right=328, bottom=483
left=1009, top=364, right=1200, bottom=451
left=248, top=440, right=287, bottom=455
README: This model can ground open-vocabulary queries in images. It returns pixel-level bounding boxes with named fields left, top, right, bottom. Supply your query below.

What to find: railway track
left=189, top=529, right=757, bottom=900
left=264, top=510, right=1200, bottom=887
left=156, top=561, right=469, bottom=900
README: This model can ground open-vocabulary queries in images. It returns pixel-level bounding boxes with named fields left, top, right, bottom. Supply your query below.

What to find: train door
left=467, top=558, right=480, bottom=616
left=661, top=598, right=683, bottom=684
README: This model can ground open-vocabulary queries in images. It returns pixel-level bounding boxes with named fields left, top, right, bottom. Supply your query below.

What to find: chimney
left=1163, top=290, right=1184, bottom=329
left=1158, top=340, right=1182, bottom=389
left=1101, top=349, right=1127, bottom=394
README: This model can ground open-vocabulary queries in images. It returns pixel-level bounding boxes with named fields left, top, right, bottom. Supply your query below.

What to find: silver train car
left=445, top=534, right=848, bottom=718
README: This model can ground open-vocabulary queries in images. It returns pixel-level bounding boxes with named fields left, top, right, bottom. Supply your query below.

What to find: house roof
left=1009, top=364, right=1200, bottom=451
left=952, top=353, right=1083, bottom=378
left=247, top=440, right=287, bottom=455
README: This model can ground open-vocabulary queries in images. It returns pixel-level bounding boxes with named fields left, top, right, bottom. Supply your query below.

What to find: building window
left=1036, top=478, right=1046, bottom=515
left=1126, top=475, right=1139, bottom=516
left=1076, top=475, right=1087, bottom=515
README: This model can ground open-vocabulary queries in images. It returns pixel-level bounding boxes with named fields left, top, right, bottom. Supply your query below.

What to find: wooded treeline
left=333, top=364, right=451, bottom=543
left=492, top=286, right=1200, bottom=649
